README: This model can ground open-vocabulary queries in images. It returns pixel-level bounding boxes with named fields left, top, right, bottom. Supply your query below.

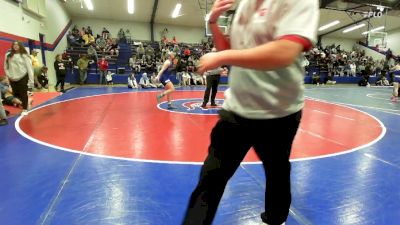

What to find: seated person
left=181, top=71, right=191, bottom=86
left=145, top=57, right=154, bottom=74
left=36, top=66, right=49, bottom=89
left=128, top=73, right=138, bottom=89
left=139, top=73, right=156, bottom=88
left=129, top=55, right=136, bottom=70
left=192, top=72, right=204, bottom=85
left=136, top=43, right=145, bottom=59
left=150, top=73, right=164, bottom=88
left=0, top=77, right=23, bottom=107
left=109, top=40, right=119, bottom=56
left=145, top=45, right=154, bottom=58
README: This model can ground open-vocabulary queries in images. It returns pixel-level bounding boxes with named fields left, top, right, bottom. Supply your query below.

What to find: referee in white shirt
left=182, top=0, right=319, bottom=224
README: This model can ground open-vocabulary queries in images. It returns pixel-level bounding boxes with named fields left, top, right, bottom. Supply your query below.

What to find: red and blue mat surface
left=1, top=85, right=399, bottom=225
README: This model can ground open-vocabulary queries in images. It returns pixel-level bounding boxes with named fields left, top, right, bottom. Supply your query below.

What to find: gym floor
left=0, top=84, right=399, bottom=225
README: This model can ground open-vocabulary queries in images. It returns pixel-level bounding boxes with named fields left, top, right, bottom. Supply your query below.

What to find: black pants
left=9, top=75, right=29, bottom=110
left=55, top=73, right=66, bottom=91
left=183, top=109, right=302, bottom=225
left=203, top=75, right=220, bottom=105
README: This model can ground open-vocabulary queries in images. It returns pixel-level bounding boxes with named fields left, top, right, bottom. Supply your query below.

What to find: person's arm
left=207, top=0, right=234, bottom=51
left=24, top=55, right=34, bottom=88
left=4, top=57, right=10, bottom=78
left=197, top=39, right=304, bottom=73
left=156, top=60, right=170, bottom=80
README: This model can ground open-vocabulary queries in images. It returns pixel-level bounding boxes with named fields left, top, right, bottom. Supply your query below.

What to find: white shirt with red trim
left=223, top=0, right=319, bottom=119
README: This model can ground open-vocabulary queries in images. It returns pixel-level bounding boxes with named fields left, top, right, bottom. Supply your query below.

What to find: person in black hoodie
left=54, top=54, right=66, bottom=92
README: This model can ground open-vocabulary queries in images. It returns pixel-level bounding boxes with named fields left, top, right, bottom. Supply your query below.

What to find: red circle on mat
left=18, top=91, right=384, bottom=162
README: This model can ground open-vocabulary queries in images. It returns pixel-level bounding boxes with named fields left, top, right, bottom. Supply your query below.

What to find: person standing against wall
left=4, top=41, right=34, bottom=116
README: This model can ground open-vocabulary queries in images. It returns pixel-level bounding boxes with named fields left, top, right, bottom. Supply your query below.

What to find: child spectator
left=128, top=73, right=138, bottom=89
left=139, top=73, right=156, bottom=88
left=98, top=57, right=109, bottom=84
left=36, top=66, right=48, bottom=89
left=106, top=71, right=114, bottom=85
left=150, top=73, right=164, bottom=88
left=54, top=54, right=66, bottom=92
left=0, top=76, right=24, bottom=108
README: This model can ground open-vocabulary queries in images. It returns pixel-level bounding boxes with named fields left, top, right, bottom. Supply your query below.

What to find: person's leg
left=176, top=72, right=182, bottom=85
left=79, top=70, right=84, bottom=84
left=12, top=76, right=29, bottom=110
left=183, top=110, right=252, bottom=225
left=55, top=81, right=61, bottom=90
left=60, top=76, right=66, bottom=91
left=252, top=111, right=302, bottom=225
left=157, top=81, right=175, bottom=103
left=55, top=74, right=61, bottom=90
left=10, top=97, right=22, bottom=107
left=0, top=106, right=6, bottom=118
left=101, top=70, right=106, bottom=84
left=165, top=82, right=176, bottom=108
left=391, top=82, right=399, bottom=102
left=202, top=75, right=213, bottom=107
left=83, top=70, right=88, bottom=83
left=393, top=82, right=399, bottom=97
left=210, top=75, right=220, bottom=105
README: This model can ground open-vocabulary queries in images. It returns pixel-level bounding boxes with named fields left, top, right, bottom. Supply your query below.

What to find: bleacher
left=64, top=39, right=203, bottom=85
left=64, top=38, right=399, bottom=85
left=65, top=40, right=137, bottom=84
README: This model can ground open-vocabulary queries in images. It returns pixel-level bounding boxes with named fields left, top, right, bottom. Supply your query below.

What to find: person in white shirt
left=139, top=73, right=156, bottom=88
left=182, top=0, right=319, bottom=224
left=128, top=73, right=138, bottom=89
left=4, top=41, right=34, bottom=115
left=106, top=71, right=114, bottom=85
left=349, top=62, right=357, bottom=76
left=150, top=73, right=164, bottom=88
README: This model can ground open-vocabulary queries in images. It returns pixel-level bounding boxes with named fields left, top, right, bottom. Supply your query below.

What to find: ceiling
left=319, top=0, right=400, bottom=39
left=60, top=0, right=400, bottom=40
